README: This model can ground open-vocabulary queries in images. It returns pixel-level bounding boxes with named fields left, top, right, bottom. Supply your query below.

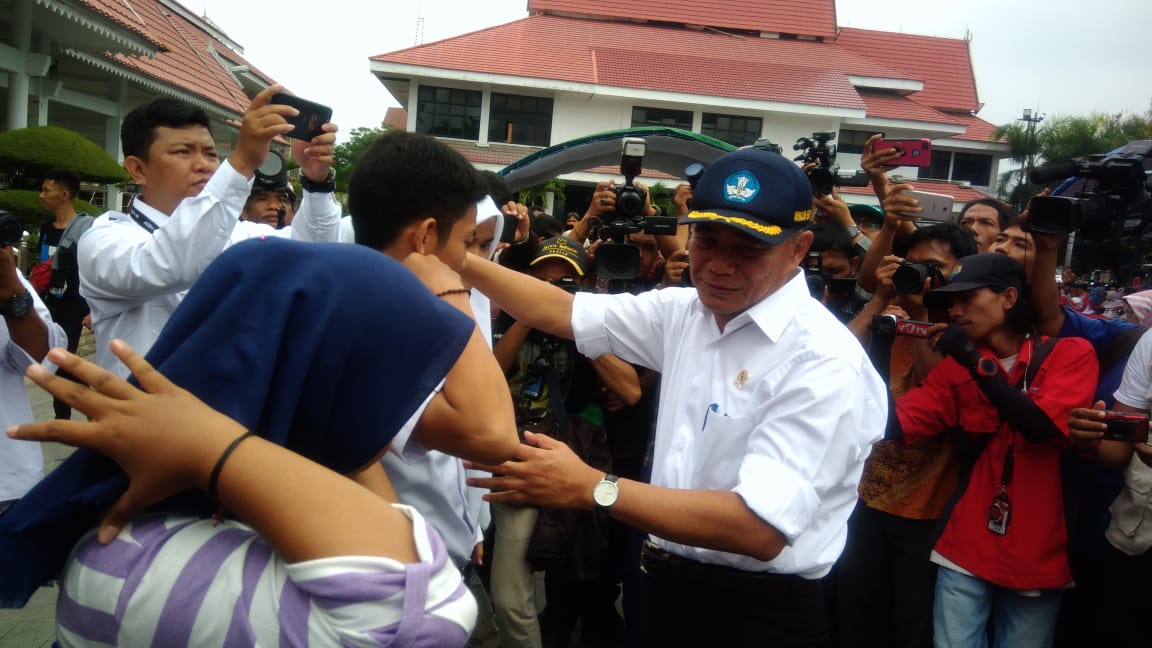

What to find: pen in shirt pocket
left=701, top=402, right=719, bottom=431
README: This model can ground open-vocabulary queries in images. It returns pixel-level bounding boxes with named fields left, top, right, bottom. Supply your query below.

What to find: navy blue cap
left=678, top=148, right=813, bottom=244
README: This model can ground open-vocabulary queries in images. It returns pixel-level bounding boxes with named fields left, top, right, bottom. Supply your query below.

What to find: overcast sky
left=184, top=0, right=1151, bottom=142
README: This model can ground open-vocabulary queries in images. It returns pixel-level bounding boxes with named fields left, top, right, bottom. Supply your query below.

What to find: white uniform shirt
left=1108, top=326, right=1152, bottom=555
left=572, top=270, right=887, bottom=578
left=78, top=160, right=340, bottom=376
left=0, top=273, right=67, bottom=501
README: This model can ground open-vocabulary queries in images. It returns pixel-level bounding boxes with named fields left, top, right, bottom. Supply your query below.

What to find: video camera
left=870, top=314, right=936, bottom=338
left=1027, top=140, right=1152, bottom=240
left=0, top=210, right=22, bottom=247
left=793, top=131, right=870, bottom=195
left=596, top=138, right=679, bottom=281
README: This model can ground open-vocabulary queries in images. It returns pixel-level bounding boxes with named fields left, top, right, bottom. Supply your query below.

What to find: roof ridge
left=371, top=14, right=535, bottom=59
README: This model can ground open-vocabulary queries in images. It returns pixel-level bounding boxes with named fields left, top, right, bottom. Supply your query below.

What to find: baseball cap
left=530, top=236, right=588, bottom=277
left=678, top=148, right=813, bottom=244
left=926, top=253, right=1027, bottom=297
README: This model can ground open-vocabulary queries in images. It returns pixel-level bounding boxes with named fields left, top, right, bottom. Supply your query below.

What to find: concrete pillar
left=103, top=80, right=127, bottom=212
left=6, top=0, right=32, bottom=131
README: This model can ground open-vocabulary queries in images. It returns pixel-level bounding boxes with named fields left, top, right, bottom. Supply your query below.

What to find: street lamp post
left=1013, top=108, right=1050, bottom=212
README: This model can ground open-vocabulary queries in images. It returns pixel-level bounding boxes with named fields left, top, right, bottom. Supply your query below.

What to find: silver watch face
left=593, top=479, right=619, bottom=508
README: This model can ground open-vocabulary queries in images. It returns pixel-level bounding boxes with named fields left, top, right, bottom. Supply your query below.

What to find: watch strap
left=3, top=290, right=33, bottom=319
left=301, top=168, right=336, bottom=194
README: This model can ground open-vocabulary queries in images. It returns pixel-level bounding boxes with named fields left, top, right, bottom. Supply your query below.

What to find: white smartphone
left=900, top=190, right=954, bottom=222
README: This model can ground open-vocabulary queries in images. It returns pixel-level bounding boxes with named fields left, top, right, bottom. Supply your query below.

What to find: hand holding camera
left=933, top=324, right=981, bottom=371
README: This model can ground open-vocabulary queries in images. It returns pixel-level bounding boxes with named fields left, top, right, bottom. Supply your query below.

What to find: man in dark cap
left=461, top=147, right=887, bottom=646
left=241, top=151, right=295, bottom=229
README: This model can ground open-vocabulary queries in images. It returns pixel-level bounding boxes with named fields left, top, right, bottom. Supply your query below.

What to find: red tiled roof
left=839, top=179, right=990, bottom=204
left=857, top=91, right=960, bottom=125
left=374, top=15, right=909, bottom=109
left=947, top=112, right=1004, bottom=143
left=527, top=0, right=837, bottom=39
left=834, top=27, right=979, bottom=113
left=79, top=0, right=272, bottom=115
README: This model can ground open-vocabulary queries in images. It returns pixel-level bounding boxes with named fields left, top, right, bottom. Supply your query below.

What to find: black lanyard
left=128, top=204, right=159, bottom=234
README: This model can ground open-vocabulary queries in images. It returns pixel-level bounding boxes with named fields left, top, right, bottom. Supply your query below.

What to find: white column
left=478, top=90, right=491, bottom=146
left=6, top=0, right=33, bottom=130
left=405, top=80, right=419, bottom=132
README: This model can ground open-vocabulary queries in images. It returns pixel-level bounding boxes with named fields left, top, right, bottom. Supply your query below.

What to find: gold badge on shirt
left=734, top=369, right=749, bottom=389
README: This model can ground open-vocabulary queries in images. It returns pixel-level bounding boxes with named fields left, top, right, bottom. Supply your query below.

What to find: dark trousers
left=45, top=297, right=87, bottom=419
left=1091, top=542, right=1152, bottom=645
left=834, top=503, right=937, bottom=648
left=641, top=547, right=829, bottom=647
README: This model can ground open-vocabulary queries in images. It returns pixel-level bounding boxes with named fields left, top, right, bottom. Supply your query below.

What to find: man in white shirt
left=79, top=86, right=340, bottom=376
left=0, top=215, right=67, bottom=512
left=463, top=148, right=887, bottom=646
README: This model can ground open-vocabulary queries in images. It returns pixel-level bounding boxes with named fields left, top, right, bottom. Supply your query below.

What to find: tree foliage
left=992, top=101, right=1152, bottom=204
left=518, top=177, right=566, bottom=210
left=331, top=127, right=389, bottom=194
left=0, top=126, right=128, bottom=187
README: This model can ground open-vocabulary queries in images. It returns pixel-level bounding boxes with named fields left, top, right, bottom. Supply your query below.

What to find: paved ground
left=0, top=332, right=91, bottom=648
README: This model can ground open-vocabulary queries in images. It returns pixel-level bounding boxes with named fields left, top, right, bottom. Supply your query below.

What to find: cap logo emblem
left=724, top=171, right=760, bottom=204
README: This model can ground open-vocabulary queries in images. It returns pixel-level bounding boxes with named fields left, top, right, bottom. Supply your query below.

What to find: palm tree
left=990, top=122, right=1042, bottom=206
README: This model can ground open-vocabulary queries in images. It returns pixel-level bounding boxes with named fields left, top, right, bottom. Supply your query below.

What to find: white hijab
left=469, top=195, right=503, bottom=349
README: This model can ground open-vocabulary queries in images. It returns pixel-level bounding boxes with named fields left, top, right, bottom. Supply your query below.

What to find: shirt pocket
left=955, top=393, right=1000, bottom=435
left=697, top=412, right=755, bottom=490
left=1112, top=457, right=1152, bottom=537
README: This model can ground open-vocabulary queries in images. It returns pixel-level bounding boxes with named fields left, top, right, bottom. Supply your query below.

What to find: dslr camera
left=892, top=261, right=943, bottom=295
left=596, top=138, right=678, bottom=281
left=803, top=251, right=856, bottom=299
left=0, top=210, right=22, bottom=247
left=1027, top=140, right=1152, bottom=240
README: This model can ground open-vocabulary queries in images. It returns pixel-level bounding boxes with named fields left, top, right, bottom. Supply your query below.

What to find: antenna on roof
left=415, top=2, right=425, bottom=45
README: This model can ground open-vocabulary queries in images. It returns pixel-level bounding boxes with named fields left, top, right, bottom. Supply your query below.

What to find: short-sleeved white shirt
left=572, top=270, right=887, bottom=578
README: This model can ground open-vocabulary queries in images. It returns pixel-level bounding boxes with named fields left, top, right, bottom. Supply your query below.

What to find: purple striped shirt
left=55, top=505, right=476, bottom=647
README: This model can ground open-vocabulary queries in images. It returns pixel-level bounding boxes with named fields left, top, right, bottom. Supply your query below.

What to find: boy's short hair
left=806, top=222, right=857, bottom=259
left=121, top=98, right=213, bottom=160
left=348, top=131, right=485, bottom=249
left=907, top=222, right=978, bottom=260
left=43, top=168, right=80, bottom=197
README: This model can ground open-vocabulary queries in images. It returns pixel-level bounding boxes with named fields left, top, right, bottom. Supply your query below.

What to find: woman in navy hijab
left=1, top=237, right=507, bottom=646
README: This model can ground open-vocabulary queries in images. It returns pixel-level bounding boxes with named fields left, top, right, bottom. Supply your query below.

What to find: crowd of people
left=0, top=88, right=1150, bottom=648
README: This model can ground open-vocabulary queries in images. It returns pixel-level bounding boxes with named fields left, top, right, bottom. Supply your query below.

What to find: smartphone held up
left=270, top=93, right=332, bottom=141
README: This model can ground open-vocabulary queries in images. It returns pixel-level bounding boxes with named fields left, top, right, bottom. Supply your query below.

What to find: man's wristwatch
left=301, top=168, right=336, bottom=193
left=845, top=225, right=861, bottom=238
left=974, top=357, right=999, bottom=378
left=592, top=473, right=619, bottom=512
left=3, top=290, right=33, bottom=319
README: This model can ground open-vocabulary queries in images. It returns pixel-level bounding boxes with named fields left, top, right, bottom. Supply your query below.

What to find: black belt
left=640, top=540, right=820, bottom=597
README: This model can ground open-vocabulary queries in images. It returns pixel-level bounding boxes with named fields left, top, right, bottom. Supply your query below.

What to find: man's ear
left=1001, top=286, right=1019, bottom=310
left=791, top=229, right=815, bottom=264
left=850, top=255, right=862, bottom=275
left=415, top=217, right=439, bottom=255
left=123, top=156, right=148, bottom=185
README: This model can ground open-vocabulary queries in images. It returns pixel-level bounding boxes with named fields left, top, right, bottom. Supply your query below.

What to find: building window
left=701, top=113, right=762, bottom=147
left=920, top=150, right=953, bottom=181
left=917, top=151, right=993, bottom=187
left=416, top=86, right=482, bottom=140
left=631, top=106, right=693, bottom=130
left=951, top=152, right=993, bottom=187
left=836, top=130, right=874, bottom=154
left=488, top=93, right=553, bottom=147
